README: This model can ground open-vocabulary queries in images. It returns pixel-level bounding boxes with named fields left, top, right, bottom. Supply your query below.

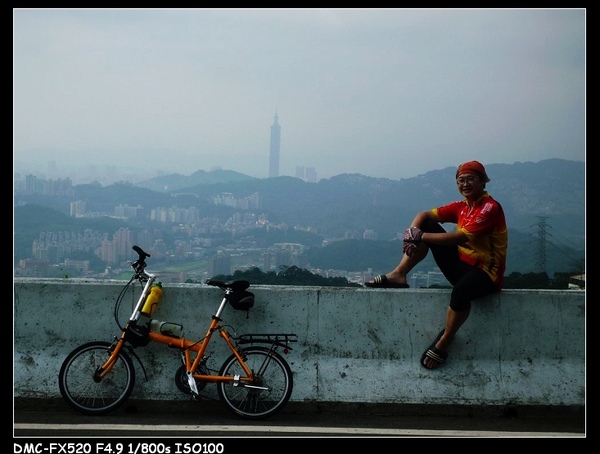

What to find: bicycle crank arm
left=186, top=371, right=200, bottom=396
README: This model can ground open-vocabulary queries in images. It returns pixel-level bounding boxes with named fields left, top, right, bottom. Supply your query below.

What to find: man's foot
left=421, top=329, right=448, bottom=370
left=364, top=274, right=409, bottom=288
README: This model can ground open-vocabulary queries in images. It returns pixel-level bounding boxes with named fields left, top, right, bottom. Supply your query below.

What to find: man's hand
left=403, top=227, right=423, bottom=243
left=402, top=241, right=418, bottom=256
left=402, top=227, right=423, bottom=257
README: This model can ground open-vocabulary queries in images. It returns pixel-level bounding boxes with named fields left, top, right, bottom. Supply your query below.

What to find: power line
left=530, top=216, right=584, bottom=275
left=532, top=216, right=548, bottom=274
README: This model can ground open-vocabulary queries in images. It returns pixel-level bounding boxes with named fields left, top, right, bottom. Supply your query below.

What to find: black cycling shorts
left=421, top=220, right=498, bottom=312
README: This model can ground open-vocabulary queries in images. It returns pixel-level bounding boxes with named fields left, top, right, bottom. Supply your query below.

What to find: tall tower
left=268, top=111, right=281, bottom=178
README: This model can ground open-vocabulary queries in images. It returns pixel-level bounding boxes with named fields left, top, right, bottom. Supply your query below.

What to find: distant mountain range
left=134, top=158, right=586, bottom=276
left=137, top=168, right=255, bottom=192
left=135, top=158, right=584, bottom=239
left=14, top=158, right=585, bottom=276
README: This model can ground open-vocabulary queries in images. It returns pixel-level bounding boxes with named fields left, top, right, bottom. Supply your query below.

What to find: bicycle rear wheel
left=217, top=346, right=293, bottom=420
left=58, top=341, right=135, bottom=415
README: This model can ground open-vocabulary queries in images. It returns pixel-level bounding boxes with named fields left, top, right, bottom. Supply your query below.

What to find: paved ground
left=14, top=398, right=586, bottom=439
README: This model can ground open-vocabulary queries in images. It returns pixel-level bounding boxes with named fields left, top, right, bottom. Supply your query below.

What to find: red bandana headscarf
left=456, top=160, right=490, bottom=182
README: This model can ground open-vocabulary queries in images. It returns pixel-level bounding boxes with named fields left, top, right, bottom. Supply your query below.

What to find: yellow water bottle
left=141, top=282, right=163, bottom=317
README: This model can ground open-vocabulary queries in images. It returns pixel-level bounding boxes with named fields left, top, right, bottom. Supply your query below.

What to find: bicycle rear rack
left=236, top=333, right=298, bottom=350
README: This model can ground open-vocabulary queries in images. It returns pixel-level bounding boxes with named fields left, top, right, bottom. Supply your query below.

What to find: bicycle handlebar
left=131, top=245, right=152, bottom=275
left=133, top=245, right=151, bottom=260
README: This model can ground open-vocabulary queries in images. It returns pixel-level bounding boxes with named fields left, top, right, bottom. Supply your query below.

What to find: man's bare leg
left=373, top=242, right=429, bottom=286
left=422, top=306, right=470, bottom=369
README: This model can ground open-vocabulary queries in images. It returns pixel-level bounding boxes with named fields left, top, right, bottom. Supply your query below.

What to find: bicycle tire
left=217, top=346, right=293, bottom=420
left=58, top=341, right=135, bottom=415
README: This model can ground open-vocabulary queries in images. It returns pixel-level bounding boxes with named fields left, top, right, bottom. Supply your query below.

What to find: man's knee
left=421, top=220, right=445, bottom=234
left=449, top=299, right=471, bottom=312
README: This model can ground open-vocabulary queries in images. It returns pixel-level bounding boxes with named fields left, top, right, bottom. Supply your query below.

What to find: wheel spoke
left=217, top=347, right=293, bottom=419
left=59, top=341, right=135, bottom=415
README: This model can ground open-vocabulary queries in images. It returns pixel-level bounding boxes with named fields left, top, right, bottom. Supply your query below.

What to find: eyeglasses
left=456, top=176, right=479, bottom=185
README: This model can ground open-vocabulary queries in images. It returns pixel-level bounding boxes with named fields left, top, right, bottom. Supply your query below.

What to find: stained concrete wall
left=13, top=278, right=585, bottom=407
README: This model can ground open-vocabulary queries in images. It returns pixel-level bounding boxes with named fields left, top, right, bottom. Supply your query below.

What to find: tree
left=210, top=265, right=361, bottom=287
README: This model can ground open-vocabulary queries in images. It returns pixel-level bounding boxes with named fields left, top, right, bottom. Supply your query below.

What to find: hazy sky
left=13, top=8, right=585, bottom=183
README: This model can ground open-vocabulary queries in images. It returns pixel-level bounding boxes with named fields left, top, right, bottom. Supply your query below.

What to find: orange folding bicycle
left=58, top=245, right=297, bottom=420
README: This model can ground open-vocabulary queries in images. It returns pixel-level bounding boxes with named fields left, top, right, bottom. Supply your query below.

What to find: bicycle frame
left=147, top=293, right=258, bottom=395
left=95, top=258, right=295, bottom=395
left=60, top=244, right=297, bottom=419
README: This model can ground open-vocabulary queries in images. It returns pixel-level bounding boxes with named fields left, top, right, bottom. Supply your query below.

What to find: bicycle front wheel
left=58, top=341, right=135, bottom=415
left=217, top=346, right=293, bottom=420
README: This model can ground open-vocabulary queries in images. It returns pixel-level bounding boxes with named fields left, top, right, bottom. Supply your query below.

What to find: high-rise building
left=269, top=111, right=281, bottom=178
left=295, top=165, right=317, bottom=182
left=209, top=252, right=232, bottom=276
left=69, top=200, right=86, bottom=218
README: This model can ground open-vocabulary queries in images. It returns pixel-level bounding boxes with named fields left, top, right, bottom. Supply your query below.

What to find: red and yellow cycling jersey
left=431, top=192, right=508, bottom=289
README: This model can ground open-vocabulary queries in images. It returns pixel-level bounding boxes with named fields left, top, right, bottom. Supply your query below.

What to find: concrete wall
left=14, top=278, right=585, bottom=407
